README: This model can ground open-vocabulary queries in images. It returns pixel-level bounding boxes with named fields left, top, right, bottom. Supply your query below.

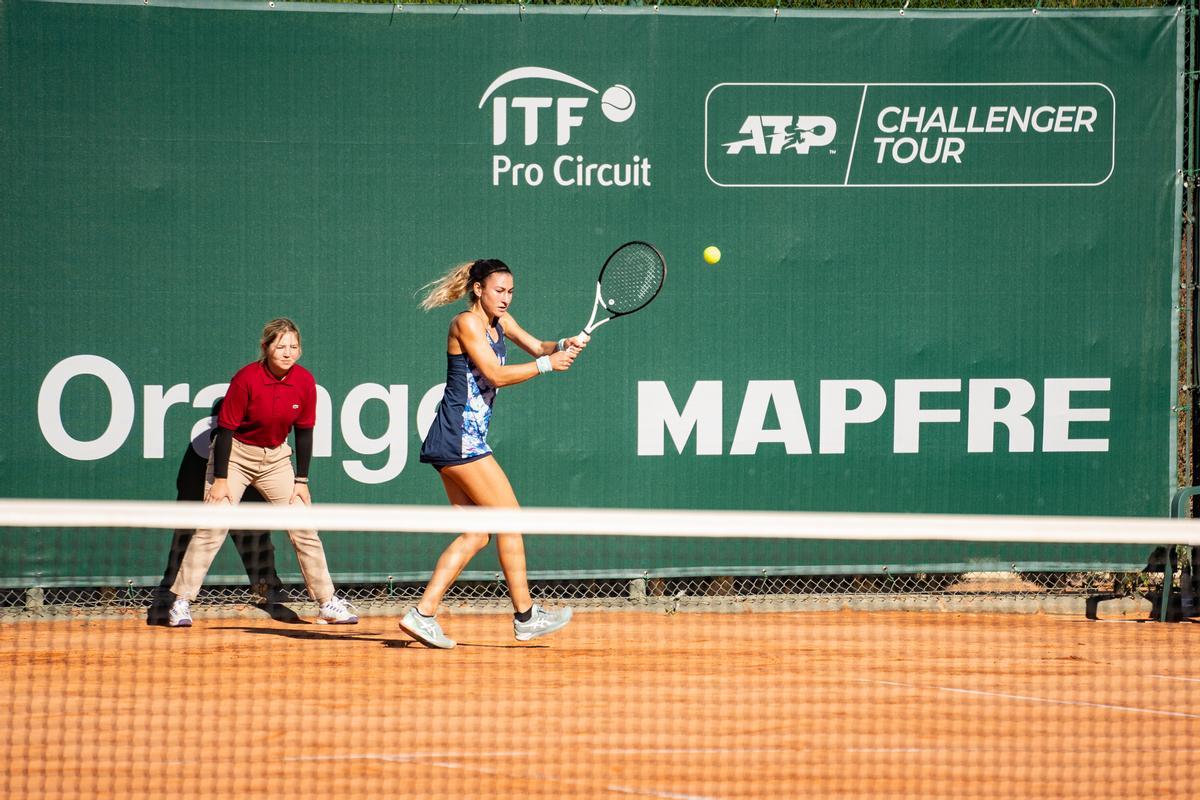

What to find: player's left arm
left=502, top=313, right=587, bottom=357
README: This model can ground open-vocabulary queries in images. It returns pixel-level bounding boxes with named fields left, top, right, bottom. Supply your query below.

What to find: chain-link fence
left=336, top=1, right=1182, bottom=10
left=3, top=561, right=1190, bottom=621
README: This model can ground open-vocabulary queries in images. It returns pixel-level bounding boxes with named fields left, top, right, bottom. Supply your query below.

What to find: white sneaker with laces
left=168, top=598, right=192, bottom=628
left=514, top=604, right=573, bottom=642
left=317, top=595, right=358, bottom=624
left=399, top=608, right=456, bottom=649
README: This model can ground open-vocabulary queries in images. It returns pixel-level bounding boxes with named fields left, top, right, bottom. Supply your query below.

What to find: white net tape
left=0, top=498, right=1198, bottom=544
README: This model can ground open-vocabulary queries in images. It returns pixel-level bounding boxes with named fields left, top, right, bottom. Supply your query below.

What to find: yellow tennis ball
left=703, top=245, right=721, bottom=265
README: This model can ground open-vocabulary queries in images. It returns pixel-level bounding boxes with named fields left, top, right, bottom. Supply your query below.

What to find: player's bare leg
left=432, top=456, right=531, bottom=613
left=401, top=456, right=571, bottom=645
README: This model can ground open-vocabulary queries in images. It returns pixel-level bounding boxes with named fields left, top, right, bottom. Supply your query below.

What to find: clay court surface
left=2, top=609, right=1197, bottom=799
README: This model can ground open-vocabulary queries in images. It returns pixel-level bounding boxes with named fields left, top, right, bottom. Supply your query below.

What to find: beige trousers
left=170, top=438, right=335, bottom=604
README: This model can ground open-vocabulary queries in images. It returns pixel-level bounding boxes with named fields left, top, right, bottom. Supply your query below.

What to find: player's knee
left=461, top=532, right=491, bottom=552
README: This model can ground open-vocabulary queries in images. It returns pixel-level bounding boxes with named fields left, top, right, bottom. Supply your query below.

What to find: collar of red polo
left=258, top=360, right=294, bottom=384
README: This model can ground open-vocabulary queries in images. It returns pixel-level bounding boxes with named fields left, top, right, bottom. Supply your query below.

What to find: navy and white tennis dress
left=420, top=319, right=507, bottom=469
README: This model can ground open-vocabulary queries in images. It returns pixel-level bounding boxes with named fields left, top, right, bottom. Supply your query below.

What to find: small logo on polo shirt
left=292, top=404, right=300, bottom=410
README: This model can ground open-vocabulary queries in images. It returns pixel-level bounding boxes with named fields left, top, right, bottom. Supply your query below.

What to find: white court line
left=282, top=748, right=796, bottom=762
left=592, top=748, right=798, bottom=755
left=859, top=678, right=1200, bottom=719
left=429, top=760, right=720, bottom=800
left=176, top=742, right=1200, bottom=769
left=1152, top=675, right=1200, bottom=683
left=607, top=786, right=716, bottom=800
left=284, top=748, right=792, bottom=761
left=288, top=752, right=720, bottom=800
left=284, top=750, right=532, bottom=762
left=846, top=746, right=1200, bottom=755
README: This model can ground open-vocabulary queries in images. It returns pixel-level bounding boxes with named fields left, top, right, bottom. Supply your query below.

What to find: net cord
left=0, top=499, right=1197, bottom=545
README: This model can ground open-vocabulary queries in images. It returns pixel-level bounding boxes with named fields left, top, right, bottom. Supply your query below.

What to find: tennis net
left=1, top=499, right=1198, bottom=799
left=0, top=499, right=1197, bottom=620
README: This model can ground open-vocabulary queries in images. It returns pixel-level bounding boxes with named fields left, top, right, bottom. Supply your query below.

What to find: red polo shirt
left=218, top=361, right=317, bottom=447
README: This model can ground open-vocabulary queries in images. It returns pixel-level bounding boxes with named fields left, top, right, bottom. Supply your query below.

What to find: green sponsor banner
left=0, top=2, right=1182, bottom=585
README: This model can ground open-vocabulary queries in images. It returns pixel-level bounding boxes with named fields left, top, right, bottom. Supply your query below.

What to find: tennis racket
left=577, top=241, right=666, bottom=343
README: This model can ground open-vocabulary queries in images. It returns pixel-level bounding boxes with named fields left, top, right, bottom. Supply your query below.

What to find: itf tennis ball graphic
left=703, top=246, right=721, bottom=265
left=601, top=85, right=637, bottom=123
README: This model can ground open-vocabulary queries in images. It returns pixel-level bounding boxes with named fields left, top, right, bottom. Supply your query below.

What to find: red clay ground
left=2, top=610, right=1197, bottom=799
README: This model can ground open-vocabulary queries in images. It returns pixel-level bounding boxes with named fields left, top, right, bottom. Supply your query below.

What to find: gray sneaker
left=399, top=608, right=456, bottom=649
left=514, top=604, right=573, bottom=642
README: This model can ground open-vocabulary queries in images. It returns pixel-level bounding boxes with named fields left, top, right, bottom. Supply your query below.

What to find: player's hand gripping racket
left=577, top=241, right=667, bottom=344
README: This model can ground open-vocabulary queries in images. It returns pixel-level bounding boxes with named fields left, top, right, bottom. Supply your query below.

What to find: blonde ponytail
left=418, top=261, right=475, bottom=310
left=419, top=259, right=512, bottom=311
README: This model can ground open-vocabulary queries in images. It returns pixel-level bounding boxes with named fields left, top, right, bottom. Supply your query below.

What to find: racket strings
left=599, top=244, right=665, bottom=314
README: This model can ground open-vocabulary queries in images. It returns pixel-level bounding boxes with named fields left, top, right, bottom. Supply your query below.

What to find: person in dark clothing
left=147, top=399, right=287, bottom=626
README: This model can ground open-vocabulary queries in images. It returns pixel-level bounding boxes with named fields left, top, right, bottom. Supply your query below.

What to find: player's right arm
left=450, top=313, right=574, bottom=386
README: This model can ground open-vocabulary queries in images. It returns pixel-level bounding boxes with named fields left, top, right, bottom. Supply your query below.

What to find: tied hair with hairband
left=468, top=259, right=511, bottom=293
left=419, top=258, right=513, bottom=310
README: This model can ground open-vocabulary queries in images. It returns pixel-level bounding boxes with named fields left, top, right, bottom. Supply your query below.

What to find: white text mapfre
left=480, top=67, right=652, bottom=188
left=638, top=379, right=1111, bottom=455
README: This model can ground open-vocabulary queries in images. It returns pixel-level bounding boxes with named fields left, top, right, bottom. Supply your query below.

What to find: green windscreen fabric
left=0, top=2, right=1182, bottom=583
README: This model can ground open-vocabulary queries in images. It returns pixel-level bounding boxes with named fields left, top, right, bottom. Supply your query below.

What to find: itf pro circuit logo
left=705, top=82, right=1115, bottom=187
left=481, top=67, right=651, bottom=188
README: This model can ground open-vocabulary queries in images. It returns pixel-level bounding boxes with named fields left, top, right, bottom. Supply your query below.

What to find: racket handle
left=577, top=331, right=591, bottom=344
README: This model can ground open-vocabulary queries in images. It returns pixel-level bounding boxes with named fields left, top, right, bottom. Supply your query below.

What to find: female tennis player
left=167, top=318, right=357, bottom=627
left=400, top=258, right=584, bottom=649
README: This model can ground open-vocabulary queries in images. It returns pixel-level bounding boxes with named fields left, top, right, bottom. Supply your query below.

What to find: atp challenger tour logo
left=723, top=116, right=838, bottom=156
left=481, top=67, right=651, bottom=188
left=705, top=82, right=1115, bottom=187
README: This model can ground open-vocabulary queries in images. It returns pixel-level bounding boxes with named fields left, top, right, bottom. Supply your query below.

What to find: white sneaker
left=514, top=604, right=572, bottom=642
left=168, top=598, right=192, bottom=628
left=317, top=596, right=358, bottom=625
left=399, top=608, right=456, bottom=649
